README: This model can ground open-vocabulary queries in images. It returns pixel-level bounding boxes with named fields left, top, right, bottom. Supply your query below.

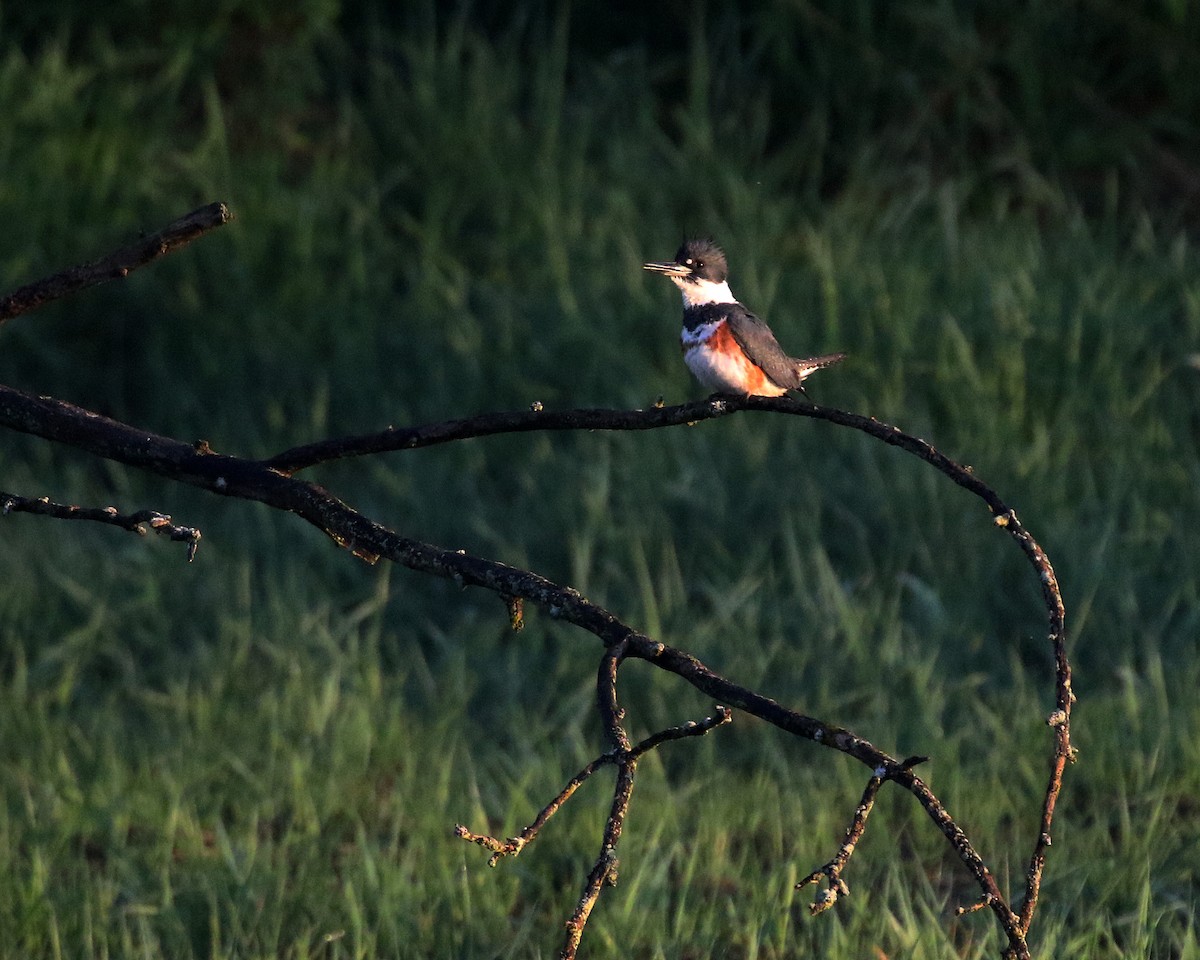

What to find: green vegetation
left=1, top=2, right=1199, bottom=956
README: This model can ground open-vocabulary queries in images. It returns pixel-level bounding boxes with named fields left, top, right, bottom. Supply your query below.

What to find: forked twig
left=457, top=638, right=731, bottom=960
left=455, top=705, right=731, bottom=867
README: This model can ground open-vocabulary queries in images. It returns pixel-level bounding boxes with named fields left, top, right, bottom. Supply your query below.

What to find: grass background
left=1, top=1, right=1199, bottom=956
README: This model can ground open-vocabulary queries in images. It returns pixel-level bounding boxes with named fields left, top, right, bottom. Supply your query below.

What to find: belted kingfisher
left=644, top=238, right=845, bottom=397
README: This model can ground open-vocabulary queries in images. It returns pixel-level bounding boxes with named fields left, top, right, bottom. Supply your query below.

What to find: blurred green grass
left=2, top=2, right=1199, bottom=957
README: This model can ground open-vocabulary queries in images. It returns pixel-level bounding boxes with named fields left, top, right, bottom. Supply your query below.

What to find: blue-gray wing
left=726, top=305, right=846, bottom=389
left=725, top=305, right=805, bottom=389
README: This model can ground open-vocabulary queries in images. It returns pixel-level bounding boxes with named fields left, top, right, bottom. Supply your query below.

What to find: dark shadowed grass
left=2, top=3, right=1200, bottom=957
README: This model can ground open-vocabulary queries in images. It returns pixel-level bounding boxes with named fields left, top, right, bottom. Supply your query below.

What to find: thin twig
left=455, top=706, right=731, bottom=867
left=626, top=704, right=732, bottom=760
left=456, top=754, right=611, bottom=866
left=0, top=202, right=233, bottom=324
left=1, top=490, right=201, bottom=560
left=958, top=894, right=996, bottom=917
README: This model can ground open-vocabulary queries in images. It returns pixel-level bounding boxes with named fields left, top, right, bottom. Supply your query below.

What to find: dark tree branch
left=0, top=381, right=1051, bottom=956
left=0, top=379, right=1039, bottom=954
left=266, top=390, right=1074, bottom=949
left=0, top=206, right=1072, bottom=960
left=263, top=393, right=1014, bottom=493
left=0, top=202, right=233, bottom=324
left=1, top=489, right=201, bottom=559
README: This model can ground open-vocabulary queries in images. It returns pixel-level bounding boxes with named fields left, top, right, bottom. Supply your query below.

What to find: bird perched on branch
left=644, top=238, right=845, bottom=398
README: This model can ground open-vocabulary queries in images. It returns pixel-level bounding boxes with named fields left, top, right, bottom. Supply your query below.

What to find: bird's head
left=643, top=238, right=735, bottom=306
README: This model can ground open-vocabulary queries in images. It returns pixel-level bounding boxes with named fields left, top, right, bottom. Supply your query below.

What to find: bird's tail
left=794, top=351, right=847, bottom=382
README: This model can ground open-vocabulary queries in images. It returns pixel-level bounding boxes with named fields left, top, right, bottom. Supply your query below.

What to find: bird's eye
left=696, top=260, right=704, bottom=268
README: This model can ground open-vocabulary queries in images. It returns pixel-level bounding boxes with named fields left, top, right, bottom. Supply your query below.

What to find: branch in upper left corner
left=0, top=201, right=234, bottom=325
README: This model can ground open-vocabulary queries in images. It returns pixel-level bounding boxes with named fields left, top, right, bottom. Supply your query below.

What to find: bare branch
left=0, top=202, right=233, bottom=324
left=263, top=394, right=1018, bottom=502
left=0, top=207, right=1070, bottom=959
left=0, top=379, right=1057, bottom=956
left=1, top=489, right=201, bottom=560
left=264, top=393, right=1072, bottom=950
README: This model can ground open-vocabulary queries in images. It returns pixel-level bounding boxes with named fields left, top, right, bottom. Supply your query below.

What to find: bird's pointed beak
left=643, top=260, right=692, bottom=278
